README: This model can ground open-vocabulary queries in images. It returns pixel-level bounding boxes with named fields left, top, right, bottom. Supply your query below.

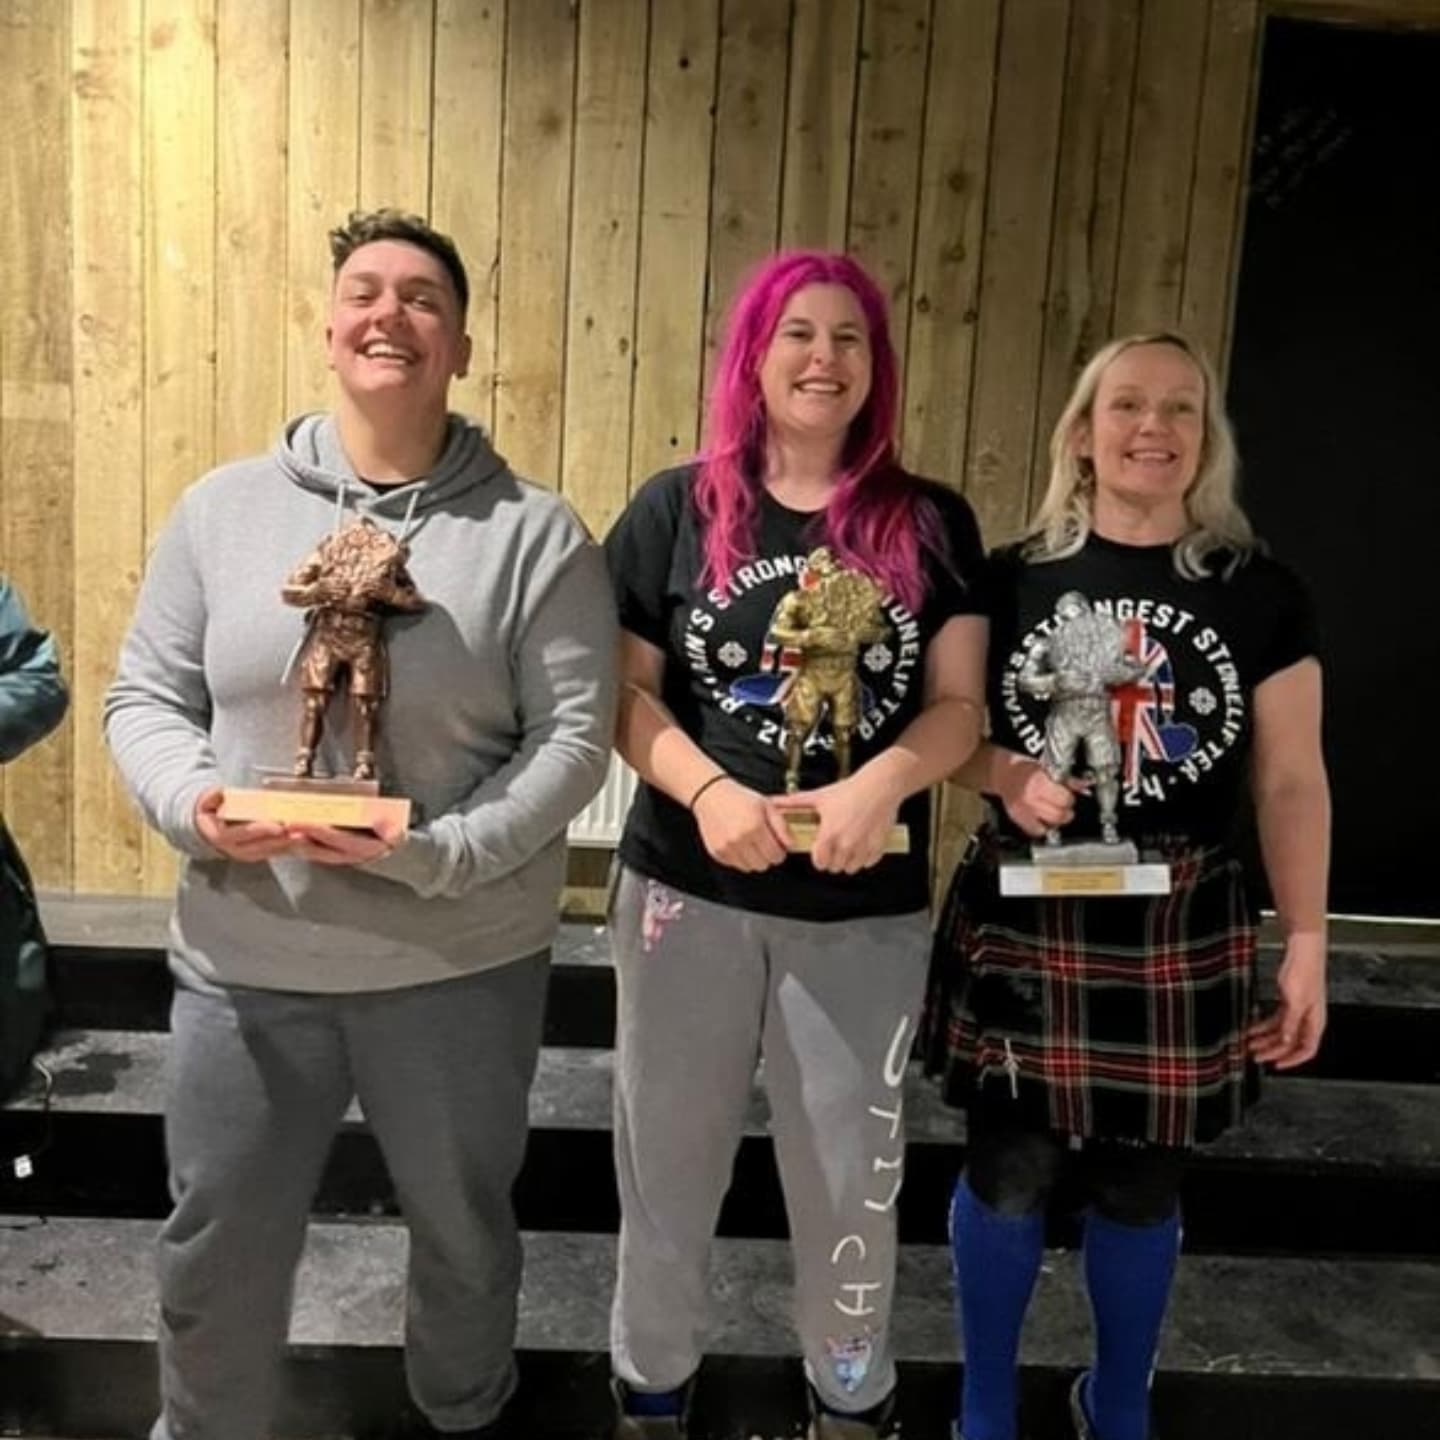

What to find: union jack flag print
left=1110, top=618, right=1196, bottom=784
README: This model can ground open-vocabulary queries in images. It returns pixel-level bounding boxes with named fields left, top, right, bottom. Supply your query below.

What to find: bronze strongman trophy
left=771, top=547, right=909, bottom=855
left=219, top=516, right=420, bottom=832
left=998, top=590, right=1169, bottom=897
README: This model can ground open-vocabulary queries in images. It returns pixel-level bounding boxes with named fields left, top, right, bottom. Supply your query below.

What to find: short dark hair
left=328, top=208, right=470, bottom=315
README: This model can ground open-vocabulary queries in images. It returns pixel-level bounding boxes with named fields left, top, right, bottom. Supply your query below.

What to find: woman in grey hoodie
left=105, top=210, right=618, bottom=1440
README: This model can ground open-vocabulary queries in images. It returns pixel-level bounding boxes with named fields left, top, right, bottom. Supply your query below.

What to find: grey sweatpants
left=152, top=951, right=549, bottom=1440
left=609, top=866, right=930, bottom=1414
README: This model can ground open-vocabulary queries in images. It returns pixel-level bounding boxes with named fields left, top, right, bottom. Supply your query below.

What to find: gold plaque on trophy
left=781, top=812, right=910, bottom=855
left=218, top=777, right=411, bottom=831
left=997, top=860, right=1171, bottom=897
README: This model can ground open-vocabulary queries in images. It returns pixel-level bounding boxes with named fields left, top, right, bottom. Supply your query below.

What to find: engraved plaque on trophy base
left=999, top=840, right=1170, bottom=898
left=782, top=809, right=910, bottom=855
left=219, top=772, right=411, bottom=832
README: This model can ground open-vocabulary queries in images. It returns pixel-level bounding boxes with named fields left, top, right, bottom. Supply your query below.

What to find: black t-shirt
left=605, top=463, right=988, bottom=921
left=985, top=534, right=1319, bottom=846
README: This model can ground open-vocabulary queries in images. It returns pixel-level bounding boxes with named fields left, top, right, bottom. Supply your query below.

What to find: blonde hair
left=1023, top=331, right=1255, bottom=578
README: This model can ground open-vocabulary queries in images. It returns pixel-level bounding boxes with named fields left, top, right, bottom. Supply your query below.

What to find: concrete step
left=9, top=1218, right=1438, bottom=1376
left=41, top=910, right=617, bottom=1047
left=13, top=897, right=1439, bottom=1439
left=11, top=1028, right=1440, bottom=1170
left=39, top=895, right=1440, bottom=956
left=2, top=1218, right=1437, bottom=1438
left=36, top=903, right=1440, bottom=1082
left=5, top=1030, right=1437, bottom=1256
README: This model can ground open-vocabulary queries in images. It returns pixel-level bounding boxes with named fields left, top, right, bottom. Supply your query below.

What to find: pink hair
left=695, top=250, right=937, bottom=613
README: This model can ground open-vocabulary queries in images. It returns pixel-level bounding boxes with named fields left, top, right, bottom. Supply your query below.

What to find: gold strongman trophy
left=219, top=516, right=420, bottom=832
left=770, top=547, right=909, bottom=855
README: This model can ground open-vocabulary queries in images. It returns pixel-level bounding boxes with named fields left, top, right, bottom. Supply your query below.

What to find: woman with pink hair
left=603, top=251, right=989, bottom=1439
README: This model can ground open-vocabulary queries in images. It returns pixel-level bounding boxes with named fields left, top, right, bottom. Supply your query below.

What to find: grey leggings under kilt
left=923, top=835, right=1259, bottom=1148
left=609, top=865, right=931, bottom=1415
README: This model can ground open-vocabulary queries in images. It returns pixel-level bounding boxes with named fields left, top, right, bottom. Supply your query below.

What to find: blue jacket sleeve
left=0, top=578, right=69, bottom=763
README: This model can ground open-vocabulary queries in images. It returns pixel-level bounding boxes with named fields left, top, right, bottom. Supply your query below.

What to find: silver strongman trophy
left=999, top=591, right=1171, bottom=897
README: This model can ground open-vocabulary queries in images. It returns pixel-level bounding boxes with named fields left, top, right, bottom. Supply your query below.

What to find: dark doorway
left=1228, top=17, right=1440, bottom=918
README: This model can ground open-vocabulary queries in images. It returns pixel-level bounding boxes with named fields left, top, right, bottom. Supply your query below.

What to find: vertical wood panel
left=494, top=0, right=576, bottom=483
left=965, top=0, right=1070, bottom=544
left=0, top=0, right=74, bottom=885
left=561, top=0, right=647, bottom=534
left=914, top=0, right=1002, bottom=905
left=72, top=0, right=146, bottom=894
left=1182, top=0, right=1262, bottom=365
left=1034, top=0, right=1141, bottom=476
left=780, top=0, right=860, bottom=250
left=36, top=0, right=1439, bottom=896
left=144, top=0, right=216, bottom=895
left=629, top=0, right=720, bottom=487
left=431, top=0, right=505, bottom=432
left=703, top=0, right=791, bottom=398
left=1111, top=0, right=1211, bottom=333
left=847, top=0, right=930, bottom=365
left=216, top=0, right=288, bottom=460
left=359, top=0, right=434, bottom=214
left=143, top=0, right=216, bottom=525
left=286, top=0, right=360, bottom=416
left=902, top=0, right=1000, bottom=485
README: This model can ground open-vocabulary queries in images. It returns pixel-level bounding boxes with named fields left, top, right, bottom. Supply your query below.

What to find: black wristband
left=687, top=772, right=729, bottom=812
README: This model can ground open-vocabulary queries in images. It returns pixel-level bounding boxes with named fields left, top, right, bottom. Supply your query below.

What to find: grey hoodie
left=105, top=414, right=617, bottom=993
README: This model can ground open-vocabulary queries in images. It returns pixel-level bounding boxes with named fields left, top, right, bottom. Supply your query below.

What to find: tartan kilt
left=921, top=832, right=1259, bottom=1147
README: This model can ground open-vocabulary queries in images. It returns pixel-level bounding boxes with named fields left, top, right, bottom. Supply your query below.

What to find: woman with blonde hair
left=1026, top=332, right=1252, bottom=573
left=925, top=332, right=1330, bottom=1440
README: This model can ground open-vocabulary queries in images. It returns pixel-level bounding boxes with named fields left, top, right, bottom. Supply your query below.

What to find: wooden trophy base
left=782, top=809, right=910, bottom=855
left=219, top=774, right=411, bottom=832
left=999, top=838, right=1170, bottom=897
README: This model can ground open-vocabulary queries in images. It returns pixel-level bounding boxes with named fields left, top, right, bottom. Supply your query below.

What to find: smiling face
left=757, top=283, right=873, bottom=450
left=327, top=239, right=471, bottom=412
left=1076, top=342, right=1206, bottom=526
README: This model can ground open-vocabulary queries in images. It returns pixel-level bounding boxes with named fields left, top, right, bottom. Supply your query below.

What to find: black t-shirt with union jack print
left=605, top=463, right=987, bottom=922
left=985, top=534, right=1319, bottom=848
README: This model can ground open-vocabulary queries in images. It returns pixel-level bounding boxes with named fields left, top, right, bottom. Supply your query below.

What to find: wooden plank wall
left=2, top=0, right=1434, bottom=895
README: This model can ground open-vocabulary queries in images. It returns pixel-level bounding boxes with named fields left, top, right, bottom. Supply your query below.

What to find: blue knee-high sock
left=623, top=1388, right=684, bottom=1417
left=949, top=1176, right=1046, bottom=1440
left=1081, top=1208, right=1182, bottom=1440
